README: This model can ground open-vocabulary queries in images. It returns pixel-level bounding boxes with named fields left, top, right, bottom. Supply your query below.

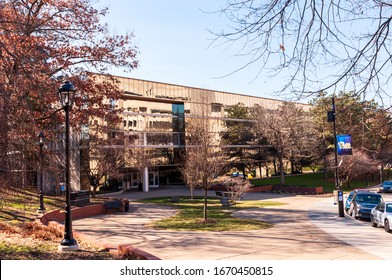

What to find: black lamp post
left=58, top=80, right=79, bottom=251
left=37, top=131, right=46, bottom=213
left=328, top=97, right=344, bottom=217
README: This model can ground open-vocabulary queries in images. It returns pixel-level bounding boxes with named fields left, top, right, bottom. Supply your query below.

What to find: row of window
left=123, top=119, right=172, bottom=130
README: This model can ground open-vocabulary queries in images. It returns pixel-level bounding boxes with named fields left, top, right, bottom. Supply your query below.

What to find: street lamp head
left=38, top=131, right=45, bottom=146
left=58, top=80, right=76, bottom=108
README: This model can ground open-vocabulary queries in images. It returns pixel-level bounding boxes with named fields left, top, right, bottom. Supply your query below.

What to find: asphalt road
left=72, top=188, right=392, bottom=260
left=311, top=192, right=392, bottom=259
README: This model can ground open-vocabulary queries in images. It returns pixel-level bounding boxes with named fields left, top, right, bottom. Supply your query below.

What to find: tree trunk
left=279, top=153, right=285, bottom=185
left=274, top=161, right=277, bottom=175
left=203, top=186, right=207, bottom=220
left=324, top=152, right=328, bottom=179
left=258, top=162, right=262, bottom=178
left=91, top=185, right=97, bottom=198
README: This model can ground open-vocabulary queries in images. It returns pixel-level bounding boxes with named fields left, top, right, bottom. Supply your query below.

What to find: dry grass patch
left=0, top=221, right=122, bottom=260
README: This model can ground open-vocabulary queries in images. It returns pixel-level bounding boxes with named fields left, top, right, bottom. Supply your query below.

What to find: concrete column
left=143, top=166, right=149, bottom=192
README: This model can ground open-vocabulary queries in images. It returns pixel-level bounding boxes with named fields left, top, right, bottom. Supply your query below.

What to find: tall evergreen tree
left=310, top=92, right=392, bottom=183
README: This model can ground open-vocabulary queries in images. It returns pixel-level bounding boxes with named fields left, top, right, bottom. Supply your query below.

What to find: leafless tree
left=328, top=148, right=380, bottom=188
left=220, top=177, right=252, bottom=204
left=211, top=1, right=392, bottom=101
left=80, top=124, right=125, bottom=197
left=180, top=154, right=200, bottom=200
left=252, top=102, right=319, bottom=185
left=181, top=96, right=228, bottom=221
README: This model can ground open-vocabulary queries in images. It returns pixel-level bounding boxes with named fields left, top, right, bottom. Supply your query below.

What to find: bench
left=104, top=200, right=122, bottom=213
left=215, top=191, right=224, bottom=198
left=70, top=190, right=90, bottom=207
left=219, top=197, right=235, bottom=208
left=216, top=191, right=244, bottom=201
left=166, top=196, right=180, bottom=205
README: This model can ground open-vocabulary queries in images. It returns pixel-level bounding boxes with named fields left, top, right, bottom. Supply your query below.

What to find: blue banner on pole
left=337, top=134, right=352, bottom=155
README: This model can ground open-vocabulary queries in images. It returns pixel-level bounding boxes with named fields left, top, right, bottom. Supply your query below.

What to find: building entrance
left=148, top=168, right=159, bottom=188
left=129, top=167, right=159, bottom=190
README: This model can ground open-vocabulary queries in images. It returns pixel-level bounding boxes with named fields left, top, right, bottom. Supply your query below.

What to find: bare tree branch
left=210, top=0, right=392, bottom=100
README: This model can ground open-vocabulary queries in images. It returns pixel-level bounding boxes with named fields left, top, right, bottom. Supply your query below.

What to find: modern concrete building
left=79, top=75, right=311, bottom=192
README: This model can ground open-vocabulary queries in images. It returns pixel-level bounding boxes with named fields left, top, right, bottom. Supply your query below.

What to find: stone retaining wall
left=271, top=185, right=324, bottom=194
left=213, top=183, right=324, bottom=195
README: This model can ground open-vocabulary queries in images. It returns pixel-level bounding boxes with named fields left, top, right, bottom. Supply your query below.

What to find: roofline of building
left=99, top=72, right=311, bottom=107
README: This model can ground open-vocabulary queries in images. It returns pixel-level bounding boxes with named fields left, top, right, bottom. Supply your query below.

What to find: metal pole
left=59, top=104, right=79, bottom=250
left=332, top=97, right=344, bottom=217
left=38, top=141, right=45, bottom=212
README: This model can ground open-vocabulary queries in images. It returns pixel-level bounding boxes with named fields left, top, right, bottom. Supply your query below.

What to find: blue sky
left=96, top=1, right=392, bottom=107
left=98, top=0, right=291, bottom=101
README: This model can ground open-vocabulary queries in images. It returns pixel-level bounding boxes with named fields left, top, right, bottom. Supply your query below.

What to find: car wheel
left=385, top=219, right=391, bottom=233
left=370, top=216, right=377, bottom=227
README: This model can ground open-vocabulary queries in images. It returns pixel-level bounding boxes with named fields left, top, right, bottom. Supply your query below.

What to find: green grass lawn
left=250, top=172, right=382, bottom=193
left=0, top=187, right=65, bottom=222
left=137, top=196, right=284, bottom=231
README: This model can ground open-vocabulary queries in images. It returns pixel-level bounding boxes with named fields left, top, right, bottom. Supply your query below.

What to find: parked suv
left=348, top=190, right=383, bottom=219
left=345, top=189, right=368, bottom=213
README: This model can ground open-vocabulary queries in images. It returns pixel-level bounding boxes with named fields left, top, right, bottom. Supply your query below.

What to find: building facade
left=80, top=75, right=311, bottom=192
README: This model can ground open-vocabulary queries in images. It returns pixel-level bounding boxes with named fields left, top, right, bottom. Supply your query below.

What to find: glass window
left=172, top=103, right=185, bottom=145
left=357, top=194, right=382, bottom=204
left=377, top=203, right=384, bottom=211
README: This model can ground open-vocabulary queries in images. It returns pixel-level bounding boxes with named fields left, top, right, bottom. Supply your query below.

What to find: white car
left=370, top=201, right=392, bottom=233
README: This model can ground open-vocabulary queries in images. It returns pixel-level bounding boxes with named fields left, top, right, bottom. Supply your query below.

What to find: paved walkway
left=73, top=187, right=387, bottom=260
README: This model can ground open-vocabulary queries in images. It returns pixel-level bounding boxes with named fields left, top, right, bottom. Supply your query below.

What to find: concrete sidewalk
left=73, top=187, right=385, bottom=260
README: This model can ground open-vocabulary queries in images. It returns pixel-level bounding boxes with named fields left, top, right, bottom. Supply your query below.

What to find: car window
left=386, top=204, right=392, bottom=213
left=356, top=195, right=364, bottom=202
left=356, top=194, right=382, bottom=204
